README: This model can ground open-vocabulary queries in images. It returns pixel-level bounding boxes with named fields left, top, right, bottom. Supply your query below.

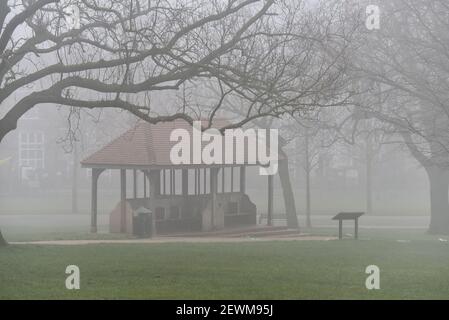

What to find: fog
left=1, top=0, right=449, bottom=301
left=0, top=102, right=432, bottom=240
left=0, top=0, right=444, bottom=241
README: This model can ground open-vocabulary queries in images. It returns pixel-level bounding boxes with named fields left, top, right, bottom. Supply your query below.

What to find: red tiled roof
left=81, top=118, right=235, bottom=168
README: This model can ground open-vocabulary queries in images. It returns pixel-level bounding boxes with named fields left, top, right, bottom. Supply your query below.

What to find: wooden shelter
left=81, top=119, right=279, bottom=235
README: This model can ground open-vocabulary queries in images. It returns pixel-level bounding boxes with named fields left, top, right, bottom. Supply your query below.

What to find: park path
left=10, top=235, right=337, bottom=246
left=0, top=214, right=428, bottom=245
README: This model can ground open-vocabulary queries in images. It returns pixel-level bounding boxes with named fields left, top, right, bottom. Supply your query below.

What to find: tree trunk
left=0, top=229, right=7, bottom=246
left=278, top=158, right=299, bottom=229
left=295, top=137, right=301, bottom=187
left=401, top=132, right=449, bottom=234
left=0, top=124, right=9, bottom=245
left=304, top=133, right=312, bottom=227
left=426, top=166, right=449, bottom=234
left=305, top=167, right=311, bottom=228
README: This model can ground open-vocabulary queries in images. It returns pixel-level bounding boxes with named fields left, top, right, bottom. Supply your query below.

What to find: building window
left=19, top=131, right=45, bottom=169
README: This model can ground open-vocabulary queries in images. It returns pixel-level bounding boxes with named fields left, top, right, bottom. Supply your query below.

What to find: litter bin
left=133, top=207, right=153, bottom=238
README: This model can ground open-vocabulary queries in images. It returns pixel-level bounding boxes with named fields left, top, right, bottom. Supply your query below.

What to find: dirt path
left=10, top=235, right=336, bottom=246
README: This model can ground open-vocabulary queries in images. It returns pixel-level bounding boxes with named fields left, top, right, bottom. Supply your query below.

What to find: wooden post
left=222, top=167, right=225, bottom=193
left=203, top=168, right=207, bottom=194
left=133, top=169, right=137, bottom=199
left=120, top=169, right=127, bottom=233
left=339, top=220, right=343, bottom=240
left=355, top=218, right=358, bottom=239
left=231, top=167, right=234, bottom=192
left=173, top=169, right=176, bottom=194
left=240, top=166, right=246, bottom=193
left=149, top=169, right=161, bottom=198
left=193, top=169, right=197, bottom=194
left=267, top=174, right=273, bottom=226
left=90, top=168, right=104, bottom=233
left=198, top=169, right=201, bottom=194
left=163, top=169, right=166, bottom=195
left=198, top=169, right=202, bottom=194
left=143, top=170, right=147, bottom=198
left=210, top=168, right=218, bottom=228
left=170, top=169, right=173, bottom=194
left=182, top=169, right=188, bottom=196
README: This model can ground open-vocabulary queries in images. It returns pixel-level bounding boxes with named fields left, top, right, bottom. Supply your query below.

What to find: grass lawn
left=1, top=235, right=449, bottom=299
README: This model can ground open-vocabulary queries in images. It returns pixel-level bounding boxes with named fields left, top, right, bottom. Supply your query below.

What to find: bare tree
left=0, top=0, right=357, bottom=244
left=282, top=103, right=356, bottom=227
left=0, top=0, right=290, bottom=141
left=0, top=0, right=296, bottom=244
left=351, top=0, right=449, bottom=233
left=291, top=120, right=329, bottom=227
left=208, top=0, right=357, bottom=228
left=341, top=115, right=393, bottom=216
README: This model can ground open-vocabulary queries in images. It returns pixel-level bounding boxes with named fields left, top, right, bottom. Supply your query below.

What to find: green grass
left=1, top=237, right=449, bottom=299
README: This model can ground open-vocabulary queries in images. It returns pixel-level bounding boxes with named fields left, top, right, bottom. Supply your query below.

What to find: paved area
left=0, top=213, right=429, bottom=244
left=10, top=234, right=337, bottom=245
